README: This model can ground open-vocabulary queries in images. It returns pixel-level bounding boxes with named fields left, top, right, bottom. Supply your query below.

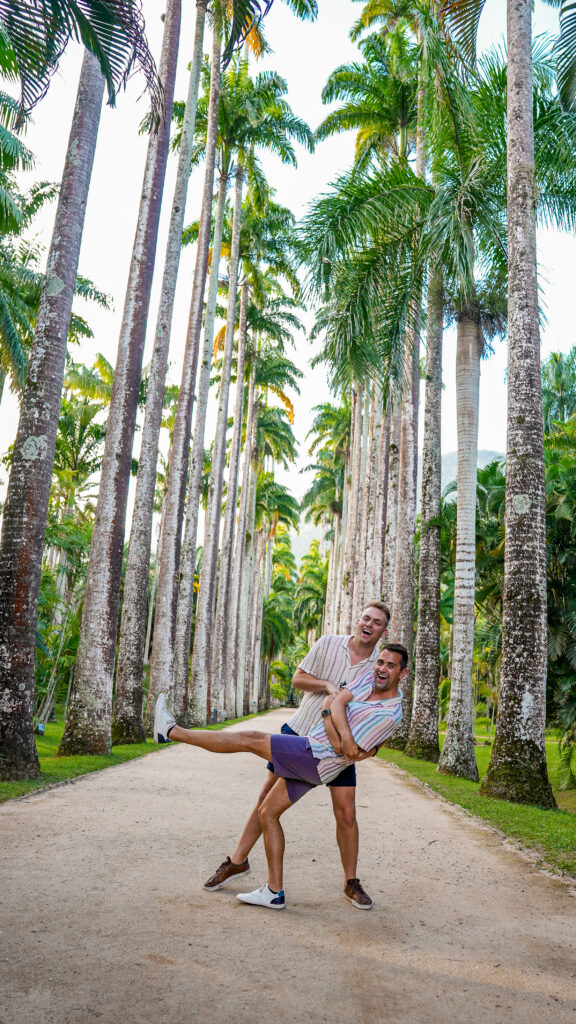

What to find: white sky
left=1, top=0, right=574, bottom=513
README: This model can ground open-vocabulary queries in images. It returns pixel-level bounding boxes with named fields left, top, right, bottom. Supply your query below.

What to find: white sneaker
left=154, top=693, right=176, bottom=744
left=237, top=884, right=285, bottom=909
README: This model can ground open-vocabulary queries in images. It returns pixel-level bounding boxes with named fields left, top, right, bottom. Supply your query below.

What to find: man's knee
left=256, top=772, right=277, bottom=808
left=257, top=801, right=278, bottom=828
left=330, top=788, right=357, bottom=830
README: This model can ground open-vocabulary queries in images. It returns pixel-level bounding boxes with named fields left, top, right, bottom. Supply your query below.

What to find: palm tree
left=244, top=470, right=299, bottom=711
left=542, top=350, right=576, bottom=432
left=0, top=50, right=106, bottom=777
left=112, top=0, right=210, bottom=744
left=294, top=539, right=329, bottom=640
left=442, top=0, right=575, bottom=806
left=405, top=266, right=443, bottom=761
left=145, top=19, right=224, bottom=732
left=0, top=0, right=160, bottom=121
left=187, top=60, right=312, bottom=725
left=60, top=2, right=182, bottom=755
left=317, top=28, right=418, bottom=168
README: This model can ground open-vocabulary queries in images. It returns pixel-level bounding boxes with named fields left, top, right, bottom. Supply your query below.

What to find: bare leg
left=230, top=771, right=278, bottom=863
left=330, top=786, right=359, bottom=880
left=168, top=725, right=272, bottom=761
left=258, top=778, right=294, bottom=892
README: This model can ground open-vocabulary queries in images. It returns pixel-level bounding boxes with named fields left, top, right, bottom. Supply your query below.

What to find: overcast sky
left=1, top=0, right=574, bottom=512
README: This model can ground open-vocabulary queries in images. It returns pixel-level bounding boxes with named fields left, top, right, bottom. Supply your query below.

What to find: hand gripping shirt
left=306, top=670, right=403, bottom=784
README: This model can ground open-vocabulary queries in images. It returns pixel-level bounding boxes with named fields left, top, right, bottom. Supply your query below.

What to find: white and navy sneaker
left=237, top=884, right=286, bottom=910
left=154, top=693, right=176, bottom=744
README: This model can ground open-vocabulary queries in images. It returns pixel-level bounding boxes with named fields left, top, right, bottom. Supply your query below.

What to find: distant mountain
left=437, top=449, right=503, bottom=494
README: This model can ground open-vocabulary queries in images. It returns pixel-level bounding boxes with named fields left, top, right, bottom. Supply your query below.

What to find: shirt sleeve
left=298, top=635, right=328, bottom=676
left=346, top=670, right=374, bottom=700
left=350, top=703, right=403, bottom=752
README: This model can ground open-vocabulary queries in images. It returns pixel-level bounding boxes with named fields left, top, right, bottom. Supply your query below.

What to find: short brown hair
left=363, top=600, right=390, bottom=626
left=383, top=642, right=408, bottom=669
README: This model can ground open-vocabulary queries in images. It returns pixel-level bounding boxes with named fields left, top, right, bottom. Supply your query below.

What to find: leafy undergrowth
left=377, top=739, right=576, bottom=877
left=0, top=712, right=259, bottom=803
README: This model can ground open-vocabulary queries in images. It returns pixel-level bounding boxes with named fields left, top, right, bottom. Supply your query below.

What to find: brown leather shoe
left=203, top=857, right=250, bottom=891
left=344, top=877, right=373, bottom=909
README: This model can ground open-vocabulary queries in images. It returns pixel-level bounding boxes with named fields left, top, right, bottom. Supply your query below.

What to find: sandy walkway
left=1, top=710, right=575, bottom=1024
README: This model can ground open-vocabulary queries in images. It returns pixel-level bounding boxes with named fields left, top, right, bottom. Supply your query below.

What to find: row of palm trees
left=0, top=0, right=316, bottom=778
left=296, top=0, right=576, bottom=807
left=2, top=0, right=576, bottom=814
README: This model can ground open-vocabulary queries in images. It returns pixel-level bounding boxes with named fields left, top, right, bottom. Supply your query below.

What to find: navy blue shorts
left=266, top=722, right=357, bottom=787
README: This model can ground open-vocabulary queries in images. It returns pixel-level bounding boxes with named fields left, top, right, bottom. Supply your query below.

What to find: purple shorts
left=269, top=734, right=323, bottom=804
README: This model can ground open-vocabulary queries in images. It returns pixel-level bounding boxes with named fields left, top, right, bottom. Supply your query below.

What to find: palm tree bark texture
left=112, top=0, right=208, bottom=744
left=211, top=280, right=250, bottom=716
left=386, top=327, right=420, bottom=751
left=145, top=23, right=223, bottom=733
left=481, top=0, right=555, bottom=807
left=171, top=170, right=230, bottom=725
left=406, top=268, right=443, bottom=762
left=59, top=2, right=181, bottom=756
left=437, top=315, right=481, bottom=781
left=189, top=161, right=245, bottom=725
left=0, top=52, right=105, bottom=779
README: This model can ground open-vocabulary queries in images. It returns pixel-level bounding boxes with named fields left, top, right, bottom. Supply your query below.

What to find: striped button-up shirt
left=289, top=634, right=380, bottom=738
left=307, top=672, right=403, bottom=784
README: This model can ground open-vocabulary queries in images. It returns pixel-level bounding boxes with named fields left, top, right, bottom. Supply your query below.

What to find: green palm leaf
left=0, top=0, right=161, bottom=121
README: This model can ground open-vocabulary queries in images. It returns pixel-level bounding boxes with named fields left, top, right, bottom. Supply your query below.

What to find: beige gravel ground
left=1, top=709, right=575, bottom=1024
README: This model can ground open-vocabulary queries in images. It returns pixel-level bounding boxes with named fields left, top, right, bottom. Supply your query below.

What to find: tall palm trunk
left=237, top=404, right=260, bottom=715
left=381, top=402, right=401, bottom=607
left=323, top=510, right=340, bottom=633
left=188, top=162, right=244, bottom=725
left=481, top=1, right=555, bottom=807
left=386, top=329, right=419, bottom=750
left=112, top=0, right=208, bottom=743
left=145, top=25, right=222, bottom=728
left=352, top=384, right=372, bottom=620
left=437, top=314, right=480, bottom=780
left=370, top=400, right=390, bottom=601
left=246, top=528, right=266, bottom=710
left=211, top=280, right=249, bottom=715
left=333, top=449, right=350, bottom=632
left=225, top=369, right=257, bottom=716
left=60, top=4, right=181, bottom=756
left=0, top=52, right=104, bottom=778
left=340, top=385, right=363, bottom=632
left=360, top=381, right=382, bottom=608
left=172, top=170, right=229, bottom=725
left=406, top=268, right=443, bottom=761
left=385, top=47, right=426, bottom=747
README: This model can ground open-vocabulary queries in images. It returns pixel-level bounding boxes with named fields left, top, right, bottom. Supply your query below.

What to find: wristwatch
left=321, top=708, right=332, bottom=718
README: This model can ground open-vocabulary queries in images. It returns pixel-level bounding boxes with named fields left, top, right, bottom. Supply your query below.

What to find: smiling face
left=353, top=605, right=389, bottom=649
left=372, top=648, right=406, bottom=697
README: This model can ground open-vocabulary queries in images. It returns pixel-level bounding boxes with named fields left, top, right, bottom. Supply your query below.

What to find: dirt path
left=1, top=710, right=575, bottom=1024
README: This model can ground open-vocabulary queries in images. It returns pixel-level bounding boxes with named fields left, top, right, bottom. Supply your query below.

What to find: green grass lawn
left=377, top=734, right=576, bottom=877
left=0, top=711, right=259, bottom=804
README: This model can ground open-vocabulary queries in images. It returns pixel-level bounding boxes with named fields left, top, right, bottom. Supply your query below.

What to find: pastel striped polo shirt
left=289, top=634, right=380, bottom=738
left=307, top=673, right=403, bottom=784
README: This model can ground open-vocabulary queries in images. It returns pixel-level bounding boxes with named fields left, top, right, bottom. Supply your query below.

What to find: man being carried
left=202, top=601, right=390, bottom=909
left=153, top=643, right=407, bottom=911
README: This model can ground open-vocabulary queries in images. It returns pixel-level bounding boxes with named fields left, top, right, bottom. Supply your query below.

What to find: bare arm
left=292, top=667, right=340, bottom=697
left=320, top=694, right=343, bottom=753
left=329, top=689, right=359, bottom=759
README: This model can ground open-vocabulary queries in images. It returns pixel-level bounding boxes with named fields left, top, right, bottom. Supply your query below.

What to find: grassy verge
left=0, top=711, right=260, bottom=804
left=377, top=737, right=576, bottom=877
